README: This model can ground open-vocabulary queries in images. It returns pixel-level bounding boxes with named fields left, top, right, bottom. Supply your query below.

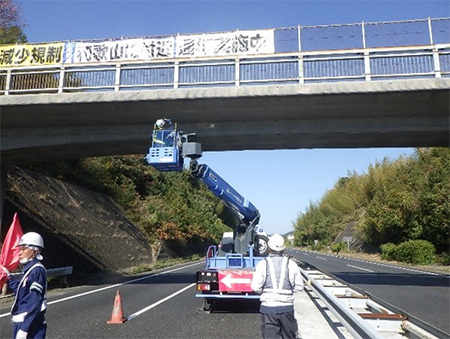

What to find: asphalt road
left=287, top=249, right=450, bottom=337
left=0, top=261, right=261, bottom=339
left=1, top=254, right=449, bottom=338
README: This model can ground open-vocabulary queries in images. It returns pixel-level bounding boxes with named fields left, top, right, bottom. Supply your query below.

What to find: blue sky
left=16, top=0, right=448, bottom=234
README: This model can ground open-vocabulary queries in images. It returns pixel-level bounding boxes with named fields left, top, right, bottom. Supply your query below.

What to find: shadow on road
left=204, top=299, right=260, bottom=314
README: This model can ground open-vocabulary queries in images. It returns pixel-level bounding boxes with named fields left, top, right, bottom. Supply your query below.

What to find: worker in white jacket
left=251, top=234, right=304, bottom=339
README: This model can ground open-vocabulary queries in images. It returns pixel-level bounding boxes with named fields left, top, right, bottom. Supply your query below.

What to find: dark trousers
left=261, top=311, right=298, bottom=339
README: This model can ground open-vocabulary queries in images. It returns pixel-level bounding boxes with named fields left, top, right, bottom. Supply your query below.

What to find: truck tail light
left=197, top=283, right=211, bottom=291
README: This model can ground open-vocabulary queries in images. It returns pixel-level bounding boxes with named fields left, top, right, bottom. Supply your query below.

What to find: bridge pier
left=0, top=165, right=9, bottom=237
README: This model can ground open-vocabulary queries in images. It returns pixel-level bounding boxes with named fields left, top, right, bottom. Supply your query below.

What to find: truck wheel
left=256, top=234, right=269, bottom=256
left=202, top=298, right=213, bottom=312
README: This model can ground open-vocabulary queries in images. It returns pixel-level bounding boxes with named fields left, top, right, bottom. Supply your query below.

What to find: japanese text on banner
left=65, top=38, right=175, bottom=64
left=0, top=43, right=64, bottom=67
left=176, top=30, right=274, bottom=57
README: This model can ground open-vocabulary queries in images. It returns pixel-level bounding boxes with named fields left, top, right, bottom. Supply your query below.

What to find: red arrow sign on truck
left=218, top=270, right=254, bottom=292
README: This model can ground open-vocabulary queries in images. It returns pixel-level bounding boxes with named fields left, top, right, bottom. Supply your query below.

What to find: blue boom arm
left=189, top=160, right=260, bottom=226
left=146, top=119, right=265, bottom=256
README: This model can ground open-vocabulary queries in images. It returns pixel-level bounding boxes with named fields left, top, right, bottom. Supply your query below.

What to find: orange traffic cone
left=107, top=290, right=127, bottom=324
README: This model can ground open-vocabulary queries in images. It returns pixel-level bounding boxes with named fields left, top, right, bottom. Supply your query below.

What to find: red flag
left=0, top=213, right=24, bottom=289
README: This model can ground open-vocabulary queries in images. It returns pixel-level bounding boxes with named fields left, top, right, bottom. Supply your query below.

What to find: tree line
left=293, top=148, right=449, bottom=260
left=25, top=156, right=234, bottom=247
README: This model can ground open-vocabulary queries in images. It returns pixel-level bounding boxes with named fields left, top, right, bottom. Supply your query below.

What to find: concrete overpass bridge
left=0, top=17, right=449, bottom=225
left=1, top=78, right=449, bottom=164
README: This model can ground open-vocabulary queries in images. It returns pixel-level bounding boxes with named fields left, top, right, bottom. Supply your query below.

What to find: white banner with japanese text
left=64, top=37, right=175, bottom=64
left=1, top=30, right=274, bottom=67
left=176, top=30, right=274, bottom=57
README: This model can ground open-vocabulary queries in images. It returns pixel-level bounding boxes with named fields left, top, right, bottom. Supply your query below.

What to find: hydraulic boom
left=145, top=118, right=269, bottom=306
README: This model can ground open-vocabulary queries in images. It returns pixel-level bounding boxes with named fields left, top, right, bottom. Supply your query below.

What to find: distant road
left=0, top=262, right=260, bottom=339
left=287, top=249, right=450, bottom=336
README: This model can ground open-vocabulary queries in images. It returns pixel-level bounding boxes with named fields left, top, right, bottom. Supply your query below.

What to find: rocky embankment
left=2, top=166, right=155, bottom=276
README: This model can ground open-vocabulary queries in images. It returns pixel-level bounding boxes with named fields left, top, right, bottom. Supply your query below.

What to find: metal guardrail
left=300, top=268, right=443, bottom=339
left=301, top=269, right=384, bottom=339
left=0, top=44, right=449, bottom=95
left=10, top=266, right=73, bottom=284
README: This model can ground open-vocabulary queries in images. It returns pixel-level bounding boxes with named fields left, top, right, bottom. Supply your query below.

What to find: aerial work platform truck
left=145, top=119, right=269, bottom=309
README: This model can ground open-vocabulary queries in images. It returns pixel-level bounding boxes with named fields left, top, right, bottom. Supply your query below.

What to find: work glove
left=0, top=265, right=10, bottom=276
left=16, top=329, right=27, bottom=339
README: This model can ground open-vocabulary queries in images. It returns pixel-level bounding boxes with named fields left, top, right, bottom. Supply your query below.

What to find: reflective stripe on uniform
left=11, top=312, right=27, bottom=323
left=30, top=281, right=44, bottom=294
left=265, top=256, right=292, bottom=294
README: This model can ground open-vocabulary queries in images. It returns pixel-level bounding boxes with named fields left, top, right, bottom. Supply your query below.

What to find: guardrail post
left=364, top=51, right=371, bottom=81
left=174, top=61, right=179, bottom=89
left=5, top=69, right=11, bottom=95
left=114, top=64, right=121, bottom=91
left=235, top=56, right=240, bottom=87
left=298, top=55, right=304, bottom=84
left=58, top=66, right=65, bottom=93
left=432, top=47, right=442, bottom=78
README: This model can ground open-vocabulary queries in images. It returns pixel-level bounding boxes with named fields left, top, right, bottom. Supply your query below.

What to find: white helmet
left=268, top=234, right=285, bottom=252
left=18, top=232, right=44, bottom=249
left=155, top=118, right=172, bottom=129
left=155, top=119, right=166, bottom=128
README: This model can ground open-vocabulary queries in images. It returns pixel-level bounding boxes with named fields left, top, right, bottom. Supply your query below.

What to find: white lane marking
left=346, top=257, right=444, bottom=276
left=347, top=264, right=374, bottom=273
left=299, top=250, right=446, bottom=277
left=316, top=256, right=327, bottom=261
left=126, top=283, right=196, bottom=321
left=0, top=262, right=202, bottom=318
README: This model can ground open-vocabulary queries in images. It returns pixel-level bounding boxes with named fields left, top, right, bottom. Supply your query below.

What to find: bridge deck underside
left=1, top=80, right=449, bottom=164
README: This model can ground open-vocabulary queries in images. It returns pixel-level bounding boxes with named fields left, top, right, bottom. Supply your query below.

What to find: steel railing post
left=174, top=61, right=179, bottom=89
left=362, top=21, right=366, bottom=49
left=298, top=25, right=302, bottom=52
left=428, top=17, right=434, bottom=45
left=5, top=69, right=11, bottom=95
left=298, top=55, right=304, bottom=84
left=235, top=56, right=240, bottom=87
left=433, top=47, right=442, bottom=78
left=364, top=51, right=371, bottom=81
left=58, top=66, right=65, bottom=93
left=114, top=64, right=121, bottom=91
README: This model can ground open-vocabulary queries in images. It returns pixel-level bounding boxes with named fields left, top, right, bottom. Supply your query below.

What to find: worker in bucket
left=153, top=118, right=175, bottom=147
left=0, top=232, right=48, bottom=339
left=251, top=234, right=304, bottom=339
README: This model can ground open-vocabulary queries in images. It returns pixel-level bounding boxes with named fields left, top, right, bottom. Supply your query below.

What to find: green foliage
left=380, top=240, right=436, bottom=264
left=294, top=170, right=368, bottom=246
left=394, top=240, right=436, bottom=265
left=0, top=26, right=26, bottom=44
left=24, top=155, right=231, bottom=246
left=331, top=242, right=346, bottom=253
left=0, top=0, right=27, bottom=44
left=294, top=148, right=450, bottom=259
left=380, top=242, right=397, bottom=261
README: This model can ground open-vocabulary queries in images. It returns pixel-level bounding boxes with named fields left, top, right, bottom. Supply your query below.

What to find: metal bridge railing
left=0, top=44, right=449, bottom=95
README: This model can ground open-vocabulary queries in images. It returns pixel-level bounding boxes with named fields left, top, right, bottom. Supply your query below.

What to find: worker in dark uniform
left=251, top=234, right=304, bottom=339
left=0, top=232, right=47, bottom=339
left=153, top=118, right=175, bottom=147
